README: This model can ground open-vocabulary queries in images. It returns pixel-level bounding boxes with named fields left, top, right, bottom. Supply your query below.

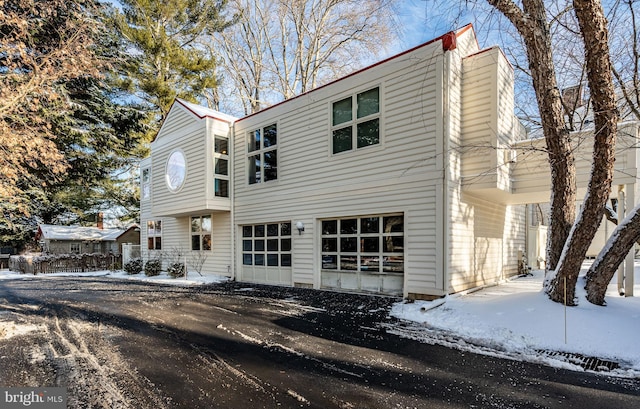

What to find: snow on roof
left=37, top=224, right=126, bottom=242
left=174, top=98, right=237, bottom=123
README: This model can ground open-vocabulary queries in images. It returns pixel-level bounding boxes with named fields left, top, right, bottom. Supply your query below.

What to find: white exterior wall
left=140, top=156, right=153, bottom=264
left=460, top=47, right=516, bottom=193
left=449, top=40, right=526, bottom=291
left=232, top=38, right=450, bottom=297
left=151, top=106, right=231, bottom=216
left=138, top=24, right=546, bottom=297
left=140, top=103, right=234, bottom=279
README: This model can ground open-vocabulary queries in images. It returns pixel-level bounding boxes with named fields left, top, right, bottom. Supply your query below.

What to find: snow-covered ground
left=0, top=269, right=228, bottom=286
left=390, top=262, right=640, bottom=378
left=1, top=263, right=639, bottom=377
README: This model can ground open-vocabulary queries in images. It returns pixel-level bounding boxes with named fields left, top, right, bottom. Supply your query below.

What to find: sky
left=391, top=0, right=511, bottom=54
left=2, top=261, right=639, bottom=378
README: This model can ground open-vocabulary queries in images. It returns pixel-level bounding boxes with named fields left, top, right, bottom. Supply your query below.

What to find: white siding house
left=139, top=24, right=639, bottom=299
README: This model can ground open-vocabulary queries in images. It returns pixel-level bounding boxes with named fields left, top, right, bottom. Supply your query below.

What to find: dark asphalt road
left=0, top=276, right=638, bottom=408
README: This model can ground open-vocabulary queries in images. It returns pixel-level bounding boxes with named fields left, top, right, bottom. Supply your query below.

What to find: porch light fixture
left=296, top=221, right=305, bottom=235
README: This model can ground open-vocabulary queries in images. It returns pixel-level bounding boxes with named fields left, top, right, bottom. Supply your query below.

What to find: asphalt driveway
left=0, top=276, right=639, bottom=408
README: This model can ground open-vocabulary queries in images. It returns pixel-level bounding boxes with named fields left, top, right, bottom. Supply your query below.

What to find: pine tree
left=0, top=1, right=149, bottom=250
left=112, top=0, right=233, bottom=127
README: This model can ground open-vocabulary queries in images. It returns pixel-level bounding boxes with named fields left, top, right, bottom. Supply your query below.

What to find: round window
left=165, top=150, right=186, bottom=192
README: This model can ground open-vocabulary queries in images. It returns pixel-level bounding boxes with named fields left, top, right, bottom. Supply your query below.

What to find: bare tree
left=485, top=0, right=579, bottom=299
left=486, top=0, right=619, bottom=305
left=214, top=0, right=399, bottom=115
left=610, top=0, right=640, bottom=121
left=419, top=0, right=635, bottom=305
left=585, top=202, right=640, bottom=304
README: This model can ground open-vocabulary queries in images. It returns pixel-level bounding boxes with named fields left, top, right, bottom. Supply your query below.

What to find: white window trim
left=165, top=149, right=187, bottom=193
left=191, top=215, right=212, bottom=251
left=141, top=167, right=151, bottom=200
left=213, top=135, right=230, bottom=197
left=330, top=85, right=383, bottom=156
left=320, top=213, right=404, bottom=274
left=246, top=122, right=278, bottom=186
left=147, top=220, right=162, bottom=251
left=241, top=222, right=292, bottom=267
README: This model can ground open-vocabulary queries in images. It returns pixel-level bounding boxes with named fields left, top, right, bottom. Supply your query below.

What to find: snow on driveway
left=2, top=262, right=639, bottom=377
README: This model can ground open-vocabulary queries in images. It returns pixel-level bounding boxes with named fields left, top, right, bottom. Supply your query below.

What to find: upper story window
left=165, top=150, right=186, bottom=192
left=147, top=220, right=162, bottom=250
left=331, top=87, right=380, bottom=154
left=247, top=123, right=277, bottom=184
left=141, top=168, right=150, bottom=199
left=191, top=215, right=212, bottom=251
left=214, top=135, right=229, bottom=197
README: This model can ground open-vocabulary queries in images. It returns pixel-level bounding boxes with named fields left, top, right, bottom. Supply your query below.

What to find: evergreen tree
left=1, top=1, right=149, bottom=250
left=112, top=0, right=234, bottom=128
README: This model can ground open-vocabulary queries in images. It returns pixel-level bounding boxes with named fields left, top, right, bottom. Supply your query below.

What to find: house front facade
left=140, top=24, right=640, bottom=299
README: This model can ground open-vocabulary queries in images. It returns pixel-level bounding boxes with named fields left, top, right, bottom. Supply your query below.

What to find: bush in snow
left=167, top=262, right=185, bottom=278
left=144, top=259, right=162, bottom=277
left=124, top=258, right=143, bottom=275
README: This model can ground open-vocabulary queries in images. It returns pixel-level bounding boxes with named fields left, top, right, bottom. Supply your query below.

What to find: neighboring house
left=36, top=224, right=140, bottom=255
left=140, top=24, right=639, bottom=299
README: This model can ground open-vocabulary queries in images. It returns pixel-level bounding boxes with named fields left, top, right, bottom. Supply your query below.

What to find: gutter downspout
left=441, top=50, right=451, bottom=296
left=229, top=121, right=236, bottom=281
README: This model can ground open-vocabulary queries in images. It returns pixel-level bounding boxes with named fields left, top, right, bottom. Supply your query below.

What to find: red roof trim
left=236, top=23, right=475, bottom=123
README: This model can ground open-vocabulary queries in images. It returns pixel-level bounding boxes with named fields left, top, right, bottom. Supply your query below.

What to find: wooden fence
left=9, top=253, right=122, bottom=275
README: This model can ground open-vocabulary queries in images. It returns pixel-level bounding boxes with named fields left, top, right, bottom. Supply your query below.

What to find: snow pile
left=0, top=269, right=229, bottom=286
left=390, top=265, right=640, bottom=377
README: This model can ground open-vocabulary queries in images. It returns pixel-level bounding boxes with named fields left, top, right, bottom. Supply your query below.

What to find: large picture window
left=191, top=215, right=212, bottom=251
left=214, top=135, right=229, bottom=197
left=331, top=87, right=380, bottom=154
left=321, top=214, right=403, bottom=273
left=247, top=123, right=277, bottom=184
left=242, top=222, right=292, bottom=267
left=147, top=220, right=162, bottom=250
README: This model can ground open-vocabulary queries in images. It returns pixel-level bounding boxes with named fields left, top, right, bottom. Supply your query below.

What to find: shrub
left=124, top=258, right=143, bottom=275
left=144, top=259, right=162, bottom=276
left=167, top=262, right=186, bottom=278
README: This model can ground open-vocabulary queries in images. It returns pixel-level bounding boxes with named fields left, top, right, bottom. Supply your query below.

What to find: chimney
left=97, top=212, right=104, bottom=230
left=562, top=84, right=585, bottom=110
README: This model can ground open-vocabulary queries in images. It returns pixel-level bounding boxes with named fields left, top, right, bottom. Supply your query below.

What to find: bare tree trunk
left=486, top=0, right=576, bottom=276
left=585, top=203, right=640, bottom=305
left=546, top=0, right=618, bottom=305
left=487, top=0, right=619, bottom=306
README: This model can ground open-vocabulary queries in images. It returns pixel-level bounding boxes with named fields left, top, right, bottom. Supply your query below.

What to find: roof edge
left=236, top=23, right=476, bottom=123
